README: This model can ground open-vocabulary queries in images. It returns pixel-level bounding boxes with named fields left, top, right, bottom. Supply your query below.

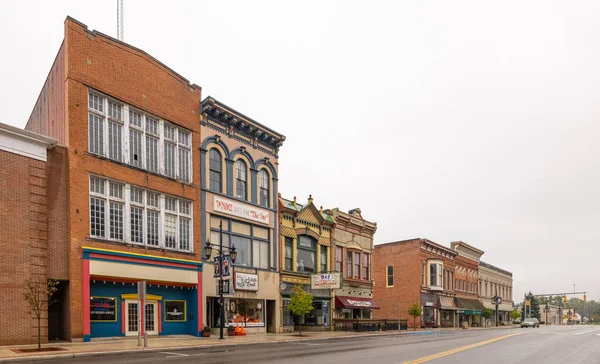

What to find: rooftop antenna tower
left=117, top=0, right=124, bottom=41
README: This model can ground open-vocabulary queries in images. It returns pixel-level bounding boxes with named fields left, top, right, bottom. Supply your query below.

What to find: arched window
left=235, top=159, right=247, bottom=200
left=259, top=169, right=269, bottom=207
left=209, top=149, right=222, bottom=193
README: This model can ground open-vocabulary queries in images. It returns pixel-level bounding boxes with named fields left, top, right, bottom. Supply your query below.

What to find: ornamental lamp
left=230, top=245, right=237, bottom=263
left=204, top=241, right=213, bottom=259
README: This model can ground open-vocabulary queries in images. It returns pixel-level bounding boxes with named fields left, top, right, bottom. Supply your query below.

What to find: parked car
left=521, top=318, right=540, bottom=328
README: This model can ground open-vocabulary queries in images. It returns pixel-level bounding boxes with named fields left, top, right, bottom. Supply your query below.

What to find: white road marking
left=574, top=328, right=600, bottom=336
left=159, top=351, right=189, bottom=356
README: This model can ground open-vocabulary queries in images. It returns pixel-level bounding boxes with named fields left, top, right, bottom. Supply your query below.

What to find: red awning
left=335, top=296, right=380, bottom=309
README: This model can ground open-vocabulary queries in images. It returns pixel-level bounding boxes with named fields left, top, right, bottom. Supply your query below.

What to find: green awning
left=458, top=309, right=482, bottom=315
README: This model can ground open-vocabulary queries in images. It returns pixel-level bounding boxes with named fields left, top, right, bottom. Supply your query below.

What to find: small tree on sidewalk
left=482, top=308, right=493, bottom=327
left=288, top=285, right=313, bottom=336
left=23, top=277, right=59, bottom=350
left=408, top=302, right=422, bottom=331
left=510, top=309, right=521, bottom=325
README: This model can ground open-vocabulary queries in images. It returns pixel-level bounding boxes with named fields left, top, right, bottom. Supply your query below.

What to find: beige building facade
left=479, top=261, right=514, bottom=325
left=328, top=208, right=379, bottom=320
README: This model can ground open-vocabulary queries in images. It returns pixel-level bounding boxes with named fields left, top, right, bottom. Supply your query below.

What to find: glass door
left=125, top=300, right=158, bottom=336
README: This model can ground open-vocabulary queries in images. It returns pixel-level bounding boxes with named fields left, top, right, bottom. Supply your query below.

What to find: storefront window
left=297, top=235, right=316, bottom=273
left=283, top=298, right=329, bottom=326
left=424, top=306, right=435, bottom=324
left=211, top=297, right=265, bottom=327
left=282, top=299, right=294, bottom=326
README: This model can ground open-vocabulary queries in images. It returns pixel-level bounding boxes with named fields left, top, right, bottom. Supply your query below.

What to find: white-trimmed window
left=87, top=91, right=192, bottom=183
left=88, top=175, right=193, bottom=252
left=428, top=260, right=444, bottom=289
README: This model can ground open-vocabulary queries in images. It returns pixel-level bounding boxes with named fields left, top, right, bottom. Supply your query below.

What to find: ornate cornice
left=201, top=97, right=285, bottom=157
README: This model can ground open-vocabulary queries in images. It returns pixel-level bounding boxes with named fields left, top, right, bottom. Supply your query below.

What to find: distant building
left=451, top=241, right=485, bottom=327
left=373, top=238, right=459, bottom=329
left=478, top=261, right=514, bottom=325
left=328, top=208, right=378, bottom=321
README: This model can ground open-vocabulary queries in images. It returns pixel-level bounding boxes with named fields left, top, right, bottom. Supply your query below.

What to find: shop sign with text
left=214, top=196, right=270, bottom=225
left=310, top=273, right=342, bottom=289
left=235, top=272, right=259, bottom=291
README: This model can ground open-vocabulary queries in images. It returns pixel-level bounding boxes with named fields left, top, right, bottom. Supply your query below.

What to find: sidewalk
left=0, top=326, right=518, bottom=362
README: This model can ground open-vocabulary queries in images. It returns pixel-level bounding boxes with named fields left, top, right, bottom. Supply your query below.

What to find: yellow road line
left=403, top=332, right=524, bottom=364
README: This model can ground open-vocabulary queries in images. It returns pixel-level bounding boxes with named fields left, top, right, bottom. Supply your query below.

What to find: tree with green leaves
left=408, top=302, right=422, bottom=331
left=482, top=308, right=493, bottom=327
left=510, top=309, right=521, bottom=324
left=24, top=278, right=59, bottom=350
left=521, top=292, right=541, bottom=320
left=288, top=285, right=313, bottom=336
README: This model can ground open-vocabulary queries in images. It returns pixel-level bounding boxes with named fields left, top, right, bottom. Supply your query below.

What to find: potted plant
left=227, top=325, right=235, bottom=336
left=203, top=326, right=211, bottom=337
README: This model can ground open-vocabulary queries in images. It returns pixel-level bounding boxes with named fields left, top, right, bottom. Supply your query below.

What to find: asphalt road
left=34, top=325, right=600, bottom=364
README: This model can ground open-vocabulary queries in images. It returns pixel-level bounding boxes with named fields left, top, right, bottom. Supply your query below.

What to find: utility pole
left=117, top=0, right=124, bottom=41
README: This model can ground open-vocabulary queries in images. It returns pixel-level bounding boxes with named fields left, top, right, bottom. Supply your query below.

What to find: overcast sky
left=2, top=1, right=599, bottom=303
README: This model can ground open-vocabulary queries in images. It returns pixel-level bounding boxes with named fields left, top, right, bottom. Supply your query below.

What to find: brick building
left=372, top=238, right=458, bottom=329
left=451, top=241, right=485, bottom=327
left=0, top=123, right=59, bottom=345
left=25, top=17, right=203, bottom=342
left=199, top=97, right=284, bottom=334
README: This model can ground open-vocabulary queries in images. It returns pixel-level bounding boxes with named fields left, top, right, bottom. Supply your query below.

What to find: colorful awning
left=439, top=296, right=457, bottom=310
left=335, top=296, right=380, bottom=309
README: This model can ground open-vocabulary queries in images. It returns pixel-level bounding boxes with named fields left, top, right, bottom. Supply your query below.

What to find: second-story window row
left=89, top=175, right=193, bottom=252
left=88, top=91, right=192, bottom=183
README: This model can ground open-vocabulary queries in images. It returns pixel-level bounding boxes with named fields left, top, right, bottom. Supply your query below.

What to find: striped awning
left=439, top=296, right=457, bottom=310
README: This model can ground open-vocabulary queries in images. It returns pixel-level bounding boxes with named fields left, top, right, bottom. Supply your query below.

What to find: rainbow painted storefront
left=82, top=247, right=203, bottom=342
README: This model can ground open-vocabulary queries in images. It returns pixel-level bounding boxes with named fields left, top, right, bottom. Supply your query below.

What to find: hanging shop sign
left=90, top=297, right=116, bottom=321
left=214, top=196, right=270, bottom=225
left=235, top=272, right=259, bottom=291
left=164, top=300, right=186, bottom=322
left=310, top=273, right=342, bottom=290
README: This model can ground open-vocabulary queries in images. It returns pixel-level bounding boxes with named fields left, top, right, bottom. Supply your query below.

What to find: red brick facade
left=0, top=136, right=63, bottom=345
left=24, top=17, right=203, bottom=342
left=373, top=239, right=458, bottom=329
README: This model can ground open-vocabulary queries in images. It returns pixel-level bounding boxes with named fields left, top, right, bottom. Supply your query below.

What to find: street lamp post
left=491, top=287, right=501, bottom=327
left=204, top=220, right=237, bottom=340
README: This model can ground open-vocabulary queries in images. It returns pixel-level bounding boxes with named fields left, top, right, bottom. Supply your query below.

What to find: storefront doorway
left=125, top=300, right=158, bottom=336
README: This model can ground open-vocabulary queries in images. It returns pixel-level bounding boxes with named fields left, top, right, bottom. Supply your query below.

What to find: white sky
left=2, top=1, right=599, bottom=303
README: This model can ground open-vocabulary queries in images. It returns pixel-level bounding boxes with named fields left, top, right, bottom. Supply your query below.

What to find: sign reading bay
left=310, top=273, right=342, bottom=289
left=235, top=272, right=259, bottom=291
left=214, top=196, right=270, bottom=225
